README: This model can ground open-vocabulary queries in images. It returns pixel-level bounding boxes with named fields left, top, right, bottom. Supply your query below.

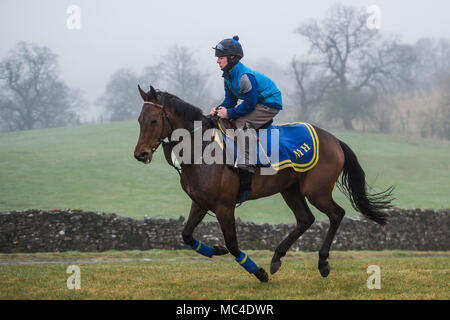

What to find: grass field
left=0, top=250, right=448, bottom=300
left=0, top=121, right=449, bottom=223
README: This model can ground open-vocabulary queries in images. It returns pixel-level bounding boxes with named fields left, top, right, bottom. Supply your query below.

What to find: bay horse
left=134, top=86, right=393, bottom=282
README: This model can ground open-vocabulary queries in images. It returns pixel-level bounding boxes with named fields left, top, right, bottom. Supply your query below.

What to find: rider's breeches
left=234, top=104, right=279, bottom=166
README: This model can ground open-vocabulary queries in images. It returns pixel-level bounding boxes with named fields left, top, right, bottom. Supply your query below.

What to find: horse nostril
left=134, top=152, right=149, bottom=162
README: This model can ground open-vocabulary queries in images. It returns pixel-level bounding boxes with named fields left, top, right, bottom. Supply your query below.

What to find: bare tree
left=294, top=4, right=415, bottom=130
left=435, top=77, right=450, bottom=139
left=98, top=62, right=166, bottom=121
left=0, top=42, right=84, bottom=131
left=161, top=45, right=212, bottom=110
left=99, top=68, right=143, bottom=121
left=99, top=46, right=215, bottom=122
left=412, top=38, right=450, bottom=91
left=0, top=42, right=86, bottom=130
left=291, top=57, right=335, bottom=121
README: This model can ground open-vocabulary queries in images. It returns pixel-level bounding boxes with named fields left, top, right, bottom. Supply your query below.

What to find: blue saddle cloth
left=217, top=122, right=319, bottom=172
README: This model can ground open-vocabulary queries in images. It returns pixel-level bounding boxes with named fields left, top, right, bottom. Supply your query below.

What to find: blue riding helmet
left=213, top=35, right=243, bottom=71
left=213, top=35, right=244, bottom=58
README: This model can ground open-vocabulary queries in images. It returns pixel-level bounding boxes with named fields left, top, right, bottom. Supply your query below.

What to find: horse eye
left=151, top=120, right=157, bottom=124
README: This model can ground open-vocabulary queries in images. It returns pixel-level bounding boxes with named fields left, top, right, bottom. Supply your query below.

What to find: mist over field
left=1, top=1, right=449, bottom=217
left=1, top=0, right=449, bottom=133
left=1, top=2, right=449, bottom=304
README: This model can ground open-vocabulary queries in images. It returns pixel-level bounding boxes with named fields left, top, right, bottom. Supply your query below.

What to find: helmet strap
left=222, top=55, right=240, bottom=72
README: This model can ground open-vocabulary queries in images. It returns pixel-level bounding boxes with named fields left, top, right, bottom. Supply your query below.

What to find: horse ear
left=149, top=86, right=158, bottom=101
left=138, top=85, right=148, bottom=101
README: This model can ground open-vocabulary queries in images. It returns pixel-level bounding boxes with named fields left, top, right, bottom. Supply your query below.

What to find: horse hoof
left=254, top=267, right=269, bottom=283
left=319, top=261, right=330, bottom=278
left=270, top=260, right=282, bottom=274
left=213, top=246, right=229, bottom=256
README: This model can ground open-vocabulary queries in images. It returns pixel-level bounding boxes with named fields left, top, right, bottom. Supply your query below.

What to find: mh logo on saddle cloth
left=218, top=122, right=319, bottom=172
left=269, top=122, right=319, bottom=172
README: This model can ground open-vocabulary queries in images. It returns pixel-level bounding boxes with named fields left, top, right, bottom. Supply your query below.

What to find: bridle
left=143, top=101, right=174, bottom=152
left=141, top=100, right=215, bottom=216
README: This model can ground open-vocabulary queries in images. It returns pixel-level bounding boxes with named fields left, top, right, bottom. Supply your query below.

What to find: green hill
left=0, top=121, right=449, bottom=224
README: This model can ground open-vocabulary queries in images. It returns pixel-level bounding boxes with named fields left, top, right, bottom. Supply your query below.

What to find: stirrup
left=236, top=168, right=253, bottom=207
left=235, top=163, right=255, bottom=174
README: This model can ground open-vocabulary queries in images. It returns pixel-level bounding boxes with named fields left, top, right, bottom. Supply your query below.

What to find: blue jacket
left=218, top=62, right=282, bottom=119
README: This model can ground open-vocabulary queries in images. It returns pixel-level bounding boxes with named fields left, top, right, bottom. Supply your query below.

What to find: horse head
left=134, top=85, right=167, bottom=164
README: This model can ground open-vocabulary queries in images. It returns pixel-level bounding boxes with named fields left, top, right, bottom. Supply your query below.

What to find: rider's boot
left=235, top=127, right=257, bottom=174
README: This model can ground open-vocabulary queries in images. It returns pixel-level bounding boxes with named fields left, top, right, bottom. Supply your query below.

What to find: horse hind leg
left=271, top=184, right=315, bottom=275
left=307, top=194, right=345, bottom=277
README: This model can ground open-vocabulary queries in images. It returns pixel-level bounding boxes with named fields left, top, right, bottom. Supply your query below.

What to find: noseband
left=143, top=101, right=174, bottom=152
left=143, top=101, right=184, bottom=175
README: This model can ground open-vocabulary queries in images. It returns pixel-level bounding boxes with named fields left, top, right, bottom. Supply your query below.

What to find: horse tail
left=337, top=140, right=394, bottom=225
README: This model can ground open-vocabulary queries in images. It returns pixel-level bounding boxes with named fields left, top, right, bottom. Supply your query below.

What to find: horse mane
left=157, top=91, right=207, bottom=123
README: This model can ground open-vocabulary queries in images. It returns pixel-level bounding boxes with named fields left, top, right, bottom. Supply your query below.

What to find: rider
left=210, top=35, right=283, bottom=172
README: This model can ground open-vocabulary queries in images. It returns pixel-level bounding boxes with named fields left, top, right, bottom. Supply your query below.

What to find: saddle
left=212, top=118, right=320, bottom=206
left=218, top=118, right=273, bottom=131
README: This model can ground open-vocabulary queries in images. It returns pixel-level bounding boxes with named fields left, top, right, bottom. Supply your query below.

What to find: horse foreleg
left=182, top=201, right=228, bottom=257
left=215, top=204, right=269, bottom=282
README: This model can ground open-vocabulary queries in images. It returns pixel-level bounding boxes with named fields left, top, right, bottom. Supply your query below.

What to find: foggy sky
left=1, top=0, right=450, bottom=119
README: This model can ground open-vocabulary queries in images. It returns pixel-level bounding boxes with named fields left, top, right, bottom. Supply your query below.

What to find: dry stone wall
left=0, top=208, right=448, bottom=253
